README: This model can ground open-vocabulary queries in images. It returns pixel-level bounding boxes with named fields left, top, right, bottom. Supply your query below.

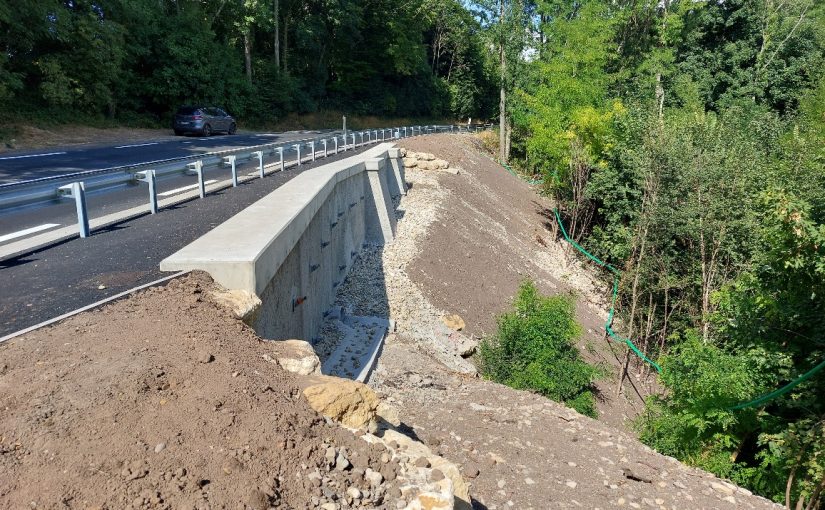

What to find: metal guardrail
left=0, top=123, right=491, bottom=240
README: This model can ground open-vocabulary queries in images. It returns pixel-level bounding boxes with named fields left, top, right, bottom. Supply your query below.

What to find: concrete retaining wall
left=160, top=143, right=405, bottom=340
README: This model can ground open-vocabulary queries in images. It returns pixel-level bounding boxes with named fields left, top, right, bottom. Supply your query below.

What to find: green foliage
left=479, top=281, right=600, bottom=417
left=507, top=0, right=825, bottom=505
left=0, top=0, right=496, bottom=125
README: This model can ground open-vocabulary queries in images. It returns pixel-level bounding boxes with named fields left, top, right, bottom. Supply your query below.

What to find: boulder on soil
left=302, top=377, right=379, bottom=430
left=403, top=158, right=418, bottom=168
left=273, top=339, right=321, bottom=376
left=382, top=429, right=472, bottom=510
left=210, top=289, right=261, bottom=323
left=441, top=314, right=465, bottom=331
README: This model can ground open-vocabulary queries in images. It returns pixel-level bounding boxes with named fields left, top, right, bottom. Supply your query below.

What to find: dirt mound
left=0, top=273, right=400, bottom=509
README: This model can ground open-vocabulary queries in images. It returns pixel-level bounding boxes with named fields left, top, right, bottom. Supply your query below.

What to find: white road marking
left=0, top=151, right=66, bottom=160
left=158, top=180, right=218, bottom=197
left=0, top=223, right=60, bottom=243
left=113, top=142, right=159, bottom=149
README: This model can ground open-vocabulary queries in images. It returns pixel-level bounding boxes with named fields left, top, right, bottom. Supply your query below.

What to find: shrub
left=479, top=281, right=600, bottom=416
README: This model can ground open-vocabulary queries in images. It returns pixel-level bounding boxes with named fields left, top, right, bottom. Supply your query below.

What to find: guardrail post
left=136, top=170, right=158, bottom=214
left=350, top=134, right=356, bottom=150
left=373, top=130, right=378, bottom=142
left=293, top=144, right=302, bottom=165
left=322, top=139, right=328, bottom=157
left=276, top=147, right=285, bottom=171
left=309, top=141, right=316, bottom=161
left=187, top=160, right=206, bottom=198
left=403, top=127, right=407, bottom=137
left=223, top=155, right=238, bottom=187
left=58, top=182, right=90, bottom=238
left=334, top=137, right=339, bottom=154
left=252, top=150, right=264, bottom=178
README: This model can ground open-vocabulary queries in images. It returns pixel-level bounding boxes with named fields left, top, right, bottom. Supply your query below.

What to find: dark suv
left=173, top=106, right=236, bottom=136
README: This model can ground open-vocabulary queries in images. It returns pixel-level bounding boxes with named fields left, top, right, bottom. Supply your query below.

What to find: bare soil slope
left=0, top=273, right=400, bottom=509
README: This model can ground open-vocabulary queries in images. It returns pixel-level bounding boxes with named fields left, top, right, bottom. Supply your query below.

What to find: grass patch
left=479, top=280, right=601, bottom=417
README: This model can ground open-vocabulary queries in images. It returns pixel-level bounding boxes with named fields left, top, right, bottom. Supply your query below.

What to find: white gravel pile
left=322, top=168, right=476, bottom=374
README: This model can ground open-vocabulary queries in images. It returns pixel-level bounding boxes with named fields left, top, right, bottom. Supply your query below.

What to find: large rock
left=441, top=314, right=465, bottom=331
left=403, top=157, right=418, bottom=168
left=269, top=339, right=321, bottom=376
left=302, top=377, right=379, bottom=430
left=210, top=289, right=261, bottom=323
left=382, top=429, right=471, bottom=510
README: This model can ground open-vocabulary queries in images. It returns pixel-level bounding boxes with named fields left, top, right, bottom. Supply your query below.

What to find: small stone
left=465, top=466, right=480, bottom=479
left=497, top=480, right=506, bottom=489
left=431, top=469, right=445, bottom=481
left=98, top=284, right=107, bottom=290
left=414, top=457, right=431, bottom=468
left=710, top=482, right=734, bottom=495
left=565, top=480, right=578, bottom=489
left=247, top=489, right=269, bottom=510
left=441, top=314, right=465, bottom=331
left=525, top=477, right=535, bottom=485
left=198, top=351, right=214, bottom=363
left=346, top=487, right=361, bottom=500
left=364, top=468, right=383, bottom=487
left=154, top=443, right=166, bottom=453
left=335, top=452, right=350, bottom=471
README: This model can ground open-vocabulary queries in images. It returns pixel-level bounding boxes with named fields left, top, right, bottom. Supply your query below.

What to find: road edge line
left=0, top=271, right=189, bottom=344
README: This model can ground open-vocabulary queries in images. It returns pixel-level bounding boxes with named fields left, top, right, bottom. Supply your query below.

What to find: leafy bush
left=479, top=281, right=600, bottom=417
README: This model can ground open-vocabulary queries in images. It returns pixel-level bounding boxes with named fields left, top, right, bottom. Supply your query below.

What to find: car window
left=216, top=109, right=228, bottom=117
left=176, top=106, right=200, bottom=115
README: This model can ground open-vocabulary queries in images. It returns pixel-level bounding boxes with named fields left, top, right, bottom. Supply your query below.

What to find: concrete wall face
left=161, top=144, right=402, bottom=342
left=253, top=163, right=377, bottom=340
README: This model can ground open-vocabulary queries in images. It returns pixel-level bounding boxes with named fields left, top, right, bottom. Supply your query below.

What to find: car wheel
left=202, top=124, right=212, bottom=137
left=174, top=130, right=183, bottom=136
left=228, top=123, right=237, bottom=135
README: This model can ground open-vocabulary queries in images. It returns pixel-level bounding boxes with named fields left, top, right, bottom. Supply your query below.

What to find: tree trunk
left=498, top=0, right=507, bottom=164
left=283, top=12, right=289, bottom=73
left=243, top=32, right=253, bottom=82
left=274, top=0, right=280, bottom=70
left=505, top=121, right=512, bottom=162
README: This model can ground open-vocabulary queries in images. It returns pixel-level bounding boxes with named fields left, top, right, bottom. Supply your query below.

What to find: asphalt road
left=0, top=130, right=330, bottom=184
left=0, top=142, right=376, bottom=338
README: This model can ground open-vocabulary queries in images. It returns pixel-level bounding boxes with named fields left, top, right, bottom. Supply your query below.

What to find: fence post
left=322, top=139, right=328, bottom=157
left=293, top=144, right=302, bottom=165
left=59, top=182, right=90, bottom=238
left=276, top=147, right=284, bottom=171
left=186, top=160, right=206, bottom=198
left=351, top=133, right=356, bottom=150
left=334, top=137, right=339, bottom=154
left=136, top=170, right=158, bottom=214
left=310, top=141, right=316, bottom=161
left=223, top=155, right=238, bottom=187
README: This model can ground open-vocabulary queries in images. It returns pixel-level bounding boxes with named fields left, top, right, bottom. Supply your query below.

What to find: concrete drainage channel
left=161, top=142, right=407, bottom=380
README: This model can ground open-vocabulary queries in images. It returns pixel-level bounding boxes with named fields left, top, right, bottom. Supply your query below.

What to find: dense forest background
left=0, top=0, right=497, bottom=125
left=2, top=0, right=824, bottom=507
